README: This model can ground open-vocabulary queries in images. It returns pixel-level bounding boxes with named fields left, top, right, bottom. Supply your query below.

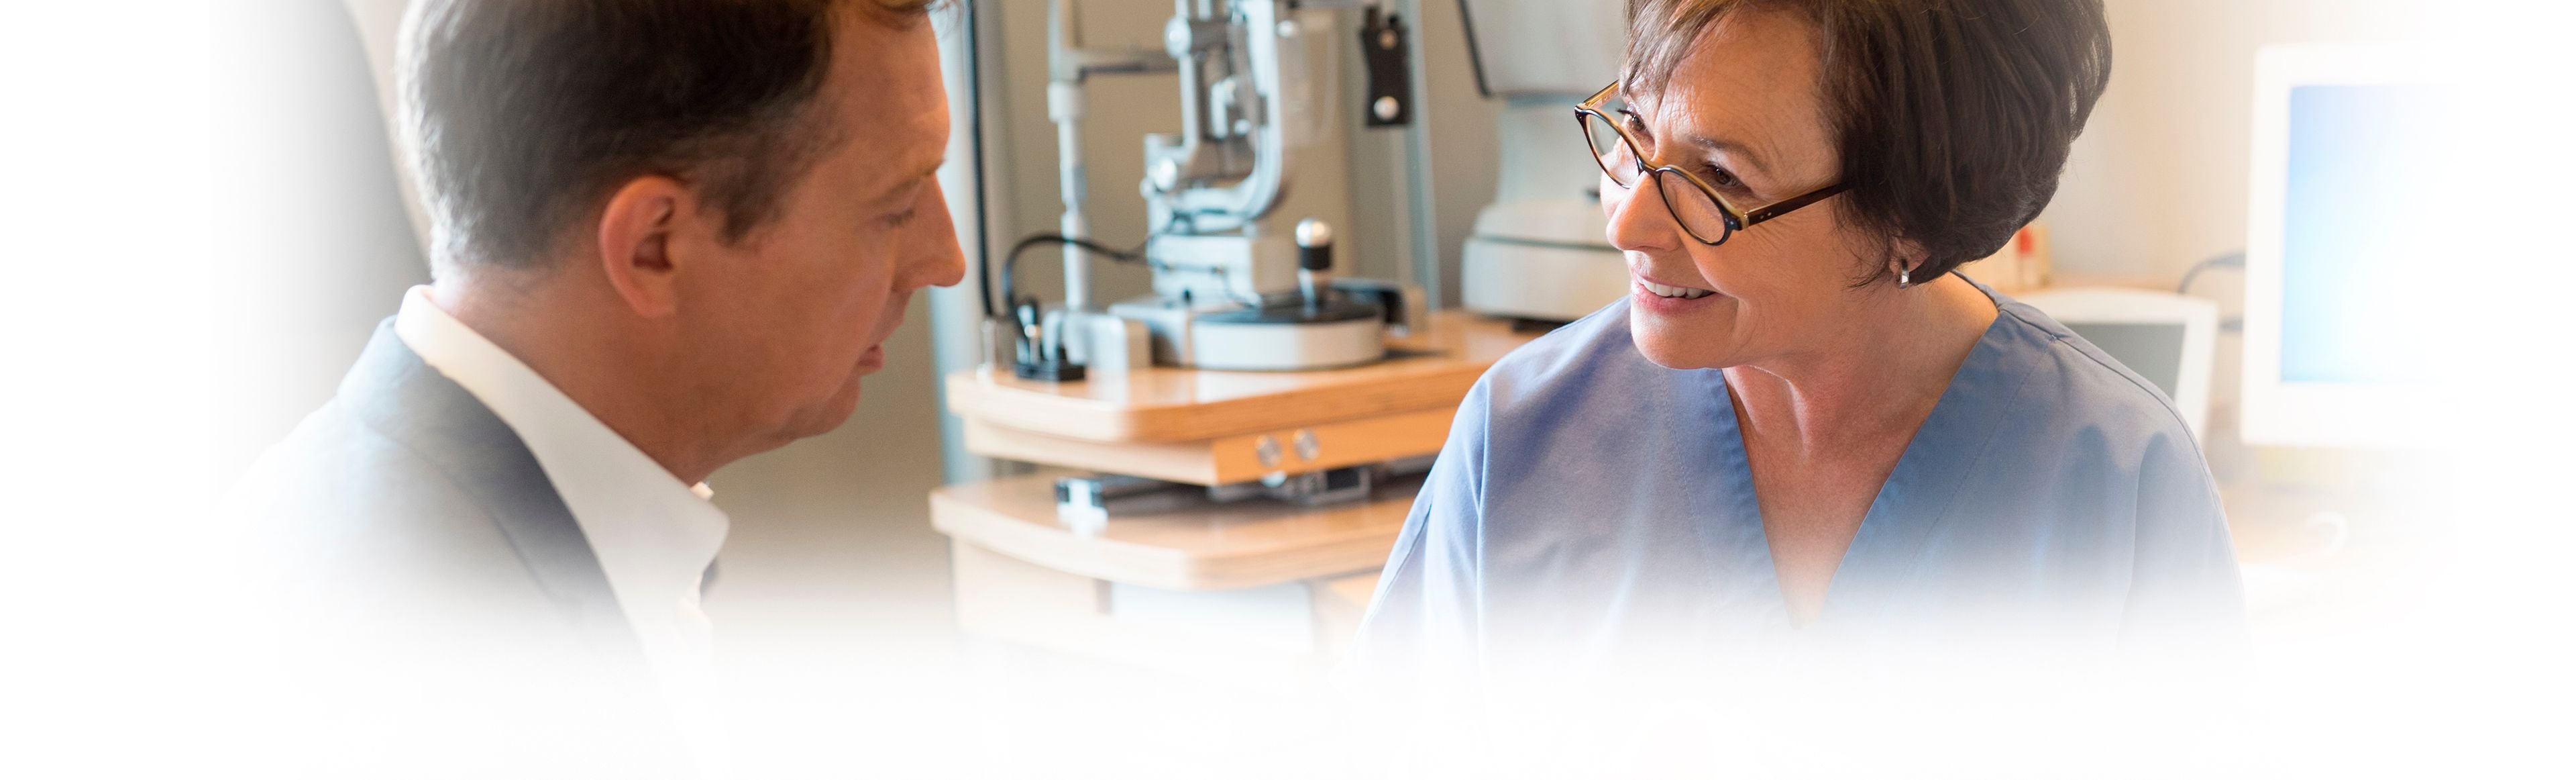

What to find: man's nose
left=908, top=180, right=968, bottom=290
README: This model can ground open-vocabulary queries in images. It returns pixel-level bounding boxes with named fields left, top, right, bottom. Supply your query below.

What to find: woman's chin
left=1627, top=327, right=1731, bottom=373
left=1628, top=309, right=1733, bottom=371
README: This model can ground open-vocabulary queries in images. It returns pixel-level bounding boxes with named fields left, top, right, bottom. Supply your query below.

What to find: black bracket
left=1359, top=9, right=1413, bottom=128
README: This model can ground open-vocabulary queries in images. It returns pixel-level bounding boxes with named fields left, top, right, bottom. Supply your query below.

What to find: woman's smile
left=1631, top=268, right=1724, bottom=315
left=1639, top=279, right=1715, bottom=299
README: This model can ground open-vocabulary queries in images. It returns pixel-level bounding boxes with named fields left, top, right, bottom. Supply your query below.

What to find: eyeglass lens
left=1582, top=113, right=1733, bottom=244
left=1583, top=115, right=1642, bottom=188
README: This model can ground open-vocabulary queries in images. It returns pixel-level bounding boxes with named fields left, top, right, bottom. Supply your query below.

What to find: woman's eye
left=1704, top=166, right=1739, bottom=189
left=1619, top=111, right=1650, bottom=142
left=884, top=207, right=919, bottom=228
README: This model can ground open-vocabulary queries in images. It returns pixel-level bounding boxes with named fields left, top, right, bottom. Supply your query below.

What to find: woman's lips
left=1627, top=269, right=1731, bottom=311
left=1629, top=277, right=1724, bottom=313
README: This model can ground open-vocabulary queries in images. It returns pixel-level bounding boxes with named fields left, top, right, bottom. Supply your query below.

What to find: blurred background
left=7, top=0, right=2572, bottom=777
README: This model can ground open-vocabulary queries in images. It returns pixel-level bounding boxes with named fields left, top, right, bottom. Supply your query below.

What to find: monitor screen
left=2066, top=322, right=2188, bottom=400
left=2277, top=85, right=2445, bottom=385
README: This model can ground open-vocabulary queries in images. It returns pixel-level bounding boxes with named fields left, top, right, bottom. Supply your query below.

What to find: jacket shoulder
left=229, top=397, right=554, bottom=616
left=227, top=322, right=619, bottom=647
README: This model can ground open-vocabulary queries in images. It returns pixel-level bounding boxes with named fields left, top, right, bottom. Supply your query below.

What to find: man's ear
left=594, top=175, right=698, bottom=318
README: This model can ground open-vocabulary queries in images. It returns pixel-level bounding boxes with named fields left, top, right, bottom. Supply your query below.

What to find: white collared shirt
left=393, top=285, right=731, bottom=771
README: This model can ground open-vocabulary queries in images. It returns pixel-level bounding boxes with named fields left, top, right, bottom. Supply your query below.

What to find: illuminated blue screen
left=2279, top=85, right=2443, bottom=384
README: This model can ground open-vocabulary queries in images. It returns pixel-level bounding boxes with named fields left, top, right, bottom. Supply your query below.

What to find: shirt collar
left=390, top=285, right=729, bottom=646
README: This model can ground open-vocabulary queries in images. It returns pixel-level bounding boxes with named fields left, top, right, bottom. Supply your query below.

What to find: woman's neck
left=1723, top=275, right=1998, bottom=458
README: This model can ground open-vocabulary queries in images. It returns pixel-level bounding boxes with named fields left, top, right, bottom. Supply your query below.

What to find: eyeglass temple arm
left=1740, top=182, right=1851, bottom=227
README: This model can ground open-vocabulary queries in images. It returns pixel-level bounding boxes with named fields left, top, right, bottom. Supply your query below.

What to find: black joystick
left=1012, top=299, right=1084, bottom=382
left=1295, top=218, right=1334, bottom=315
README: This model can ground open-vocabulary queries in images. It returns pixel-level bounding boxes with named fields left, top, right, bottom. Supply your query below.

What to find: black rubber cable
left=996, top=234, right=1156, bottom=318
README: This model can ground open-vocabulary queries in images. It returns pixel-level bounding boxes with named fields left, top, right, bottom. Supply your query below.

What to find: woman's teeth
left=1641, top=280, right=1715, bottom=299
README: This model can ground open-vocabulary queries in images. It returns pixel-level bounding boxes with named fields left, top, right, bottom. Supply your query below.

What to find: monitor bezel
left=2019, top=287, right=2220, bottom=439
left=2239, top=44, right=2450, bottom=448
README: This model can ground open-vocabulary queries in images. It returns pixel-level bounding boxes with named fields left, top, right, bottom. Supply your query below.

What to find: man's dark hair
left=403, top=0, right=937, bottom=270
left=1623, top=0, right=2112, bottom=285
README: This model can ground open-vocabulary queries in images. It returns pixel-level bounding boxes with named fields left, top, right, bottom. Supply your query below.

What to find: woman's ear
left=1887, top=238, right=1930, bottom=282
left=1852, top=236, right=1929, bottom=288
left=593, top=175, right=696, bottom=318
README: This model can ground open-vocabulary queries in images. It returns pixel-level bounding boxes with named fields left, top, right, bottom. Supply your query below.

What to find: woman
left=1355, top=0, right=2241, bottom=673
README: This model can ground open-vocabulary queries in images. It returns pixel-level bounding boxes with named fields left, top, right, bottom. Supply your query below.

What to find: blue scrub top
left=1352, top=282, right=2246, bottom=674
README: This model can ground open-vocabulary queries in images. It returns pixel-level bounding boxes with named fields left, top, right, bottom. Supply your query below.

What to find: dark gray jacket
left=229, top=321, right=692, bottom=778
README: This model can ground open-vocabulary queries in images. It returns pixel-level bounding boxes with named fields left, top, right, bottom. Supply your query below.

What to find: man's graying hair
left=401, top=0, right=941, bottom=271
left=1623, top=0, right=2112, bottom=285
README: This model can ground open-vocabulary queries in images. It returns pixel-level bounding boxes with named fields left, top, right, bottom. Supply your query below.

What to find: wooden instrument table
left=932, top=473, right=1415, bottom=592
left=945, top=311, right=1537, bottom=484
left=930, top=311, right=1542, bottom=671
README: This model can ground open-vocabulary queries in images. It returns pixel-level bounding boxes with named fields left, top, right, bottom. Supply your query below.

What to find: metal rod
left=1049, top=0, right=1093, bottom=309
left=1396, top=0, right=1442, bottom=309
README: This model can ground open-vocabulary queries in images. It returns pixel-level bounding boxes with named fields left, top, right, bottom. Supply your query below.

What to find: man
left=227, top=0, right=961, bottom=775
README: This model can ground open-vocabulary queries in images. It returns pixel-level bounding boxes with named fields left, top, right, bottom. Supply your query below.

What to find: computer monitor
left=2019, top=288, right=2220, bottom=438
left=2240, top=44, right=2453, bottom=448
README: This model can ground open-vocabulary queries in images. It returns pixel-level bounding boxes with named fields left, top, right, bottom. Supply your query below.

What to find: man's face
left=675, top=9, right=963, bottom=456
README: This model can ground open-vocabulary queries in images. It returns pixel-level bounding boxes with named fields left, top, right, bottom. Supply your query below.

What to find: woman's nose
left=1602, top=171, right=1680, bottom=254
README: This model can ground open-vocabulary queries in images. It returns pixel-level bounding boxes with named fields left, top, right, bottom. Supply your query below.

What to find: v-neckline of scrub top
left=1699, top=281, right=2037, bottom=633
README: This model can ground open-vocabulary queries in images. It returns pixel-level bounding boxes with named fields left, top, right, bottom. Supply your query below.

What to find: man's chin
left=776, top=378, right=865, bottom=444
left=820, top=377, right=865, bottom=428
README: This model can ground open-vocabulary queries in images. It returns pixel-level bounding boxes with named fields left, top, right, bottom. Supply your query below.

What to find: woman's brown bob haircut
left=1623, top=0, right=2111, bottom=285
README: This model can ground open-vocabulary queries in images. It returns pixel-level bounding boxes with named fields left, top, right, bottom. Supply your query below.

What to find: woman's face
left=1608, top=7, right=1882, bottom=371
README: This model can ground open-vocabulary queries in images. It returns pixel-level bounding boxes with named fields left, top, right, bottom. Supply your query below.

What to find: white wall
left=2044, top=0, right=2457, bottom=281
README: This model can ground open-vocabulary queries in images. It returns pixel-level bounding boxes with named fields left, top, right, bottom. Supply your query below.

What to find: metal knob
left=1295, top=218, right=1334, bottom=271
left=1295, top=218, right=1334, bottom=249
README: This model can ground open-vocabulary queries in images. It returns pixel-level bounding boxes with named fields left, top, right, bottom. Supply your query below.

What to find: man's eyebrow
left=877, top=158, right=946, bottom=201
